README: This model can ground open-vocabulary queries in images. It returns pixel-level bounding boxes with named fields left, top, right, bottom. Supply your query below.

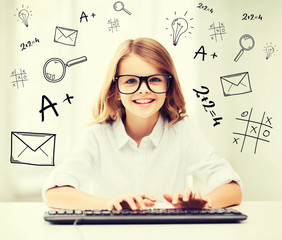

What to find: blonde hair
left=92, top=37, right=187, bottom=126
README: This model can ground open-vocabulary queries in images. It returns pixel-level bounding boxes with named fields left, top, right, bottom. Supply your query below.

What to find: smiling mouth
left=133, top=99, right=155, bottom=104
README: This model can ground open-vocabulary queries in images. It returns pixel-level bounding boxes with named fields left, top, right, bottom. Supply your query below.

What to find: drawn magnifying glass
left=43, top=56, right=87, bottom=83
left=113, top=1, right=131, bottom=15
left=234, top=34, right=255, bottom=62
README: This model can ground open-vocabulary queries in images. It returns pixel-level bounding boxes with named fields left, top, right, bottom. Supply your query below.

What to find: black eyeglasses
left=113, top=74, right=172, bottom=94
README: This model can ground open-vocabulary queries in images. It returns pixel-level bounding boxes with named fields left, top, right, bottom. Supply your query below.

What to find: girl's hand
left=163, top=188, right=212, bottom=209
left=109, top=193, right=156, bottom=211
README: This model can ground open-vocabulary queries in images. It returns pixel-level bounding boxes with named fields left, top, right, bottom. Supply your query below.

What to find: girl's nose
left=138, top=81, right=150, bottom=93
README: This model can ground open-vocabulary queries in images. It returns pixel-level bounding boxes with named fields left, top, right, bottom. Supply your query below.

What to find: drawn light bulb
left=18, top=9, right=29, bottom=27
left=265, top=45, right=274, bottom=60
left=171, top=18, right=188, bottom=46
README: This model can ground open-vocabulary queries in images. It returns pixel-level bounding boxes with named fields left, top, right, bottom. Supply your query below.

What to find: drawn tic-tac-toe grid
left=108, top=18, right=120, bottom=32
left=233, top=108, right=273, bottom=154
left=10, top=69, right=28, bottom=89
left=209, top=22, right=226, bottom=42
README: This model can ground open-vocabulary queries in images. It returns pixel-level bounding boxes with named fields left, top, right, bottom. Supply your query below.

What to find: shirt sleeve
left=182, top=120, right=242, bottom=192
left=41, top=126, right=100, bottom=201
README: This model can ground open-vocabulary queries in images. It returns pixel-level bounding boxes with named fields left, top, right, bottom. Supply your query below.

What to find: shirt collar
left=113, top=115, right=166, bottom=150
left=113, top=118, right=131, bottom=149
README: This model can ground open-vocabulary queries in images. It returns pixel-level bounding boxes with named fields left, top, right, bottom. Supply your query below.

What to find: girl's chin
left=126, top=109, right=160, bottom=121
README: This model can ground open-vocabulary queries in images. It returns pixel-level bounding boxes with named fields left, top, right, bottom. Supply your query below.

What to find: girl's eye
left=125, top=78, right=138, bottom=84
left=149, top=77, right=162, bottom=83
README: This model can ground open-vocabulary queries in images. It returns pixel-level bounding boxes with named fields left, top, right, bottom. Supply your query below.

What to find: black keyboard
left=44, top=208, right=247, bottom=224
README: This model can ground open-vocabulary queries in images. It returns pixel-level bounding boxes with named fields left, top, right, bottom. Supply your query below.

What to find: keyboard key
left=112, top=210, right=121, bottom=215
left=101, top=210, right=111, bottom=215
left=74, top=209, right=83, bottom=215
left=48, top=210, right=57, bottom=215
left=84, top=210, right=94, bottom=215
left=93, top=210, right=102, bottom=215
left=57, top=210, right=65, bottom=215
left=66, top=210, right=74, bottom=215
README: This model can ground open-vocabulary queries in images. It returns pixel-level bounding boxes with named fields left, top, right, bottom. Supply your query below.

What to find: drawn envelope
left=10, top=132, right=56, bottom=166
left=220, top=72, right=252, bottom=97
left=54, top=26, right=78, bottom=46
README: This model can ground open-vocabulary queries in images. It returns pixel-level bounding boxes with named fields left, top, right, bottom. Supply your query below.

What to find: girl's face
left=116, top=54, right=167, bottom=121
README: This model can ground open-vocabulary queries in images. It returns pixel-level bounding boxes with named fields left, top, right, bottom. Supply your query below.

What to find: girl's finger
left=125, top=197, right=138, bottom=210
left=183, top=188, right=193, bottom=202
left=141, top=193, right=156, bottom=202
left=143, top=199, right=156, bottom=207
left=113, top=200, right=123, bottom=211
left=133, top=195, right=146, bottom=209
left=172, top=192, right=181, bottom=204
left=202, top=196, right=212, bottom=208
left=163, top=193, right=173, bottom=203
left=195, top=189, right=201, bottom=200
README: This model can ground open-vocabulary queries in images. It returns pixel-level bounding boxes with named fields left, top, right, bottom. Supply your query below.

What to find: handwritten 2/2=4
left=233, top=108, right=272, bottom=154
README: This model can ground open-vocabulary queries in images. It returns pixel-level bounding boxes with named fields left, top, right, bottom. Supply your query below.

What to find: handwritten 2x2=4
left=20, top=38, right=39, bottom=51
left=193, top=86, right=223, bottom=127
left=197, top=3, right=213, bottom=14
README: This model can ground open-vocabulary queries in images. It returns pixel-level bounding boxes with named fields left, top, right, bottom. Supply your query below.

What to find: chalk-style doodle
left=211, top=52, right=218, bottom=59
left=234, top=34, right=255, bottom=62
left=43, top=56, right=87, bottom=83
left=171, top=18, right=188, bottom=46
left=197, top=3, right=214, bottom=13
left=39, top=95, right=59, bottom=122
left=113, top=1, right=131, bottom=15
left=63, top=93, right=74, bottom=104
left=10, top=131, right=56, bottom=166
left=194, top=46, right=207, bottom=61
left=79, top=11, right=96, bottom=22
left=166, top=11, right=194, bottom=46
left=80, top=11, right=88, bottom=22
left=14, top=5, right=32, bottom=27
left=193, top=86, right=223, bottom=127
left=193, top=45, right=217, bottom=61
left=233, top=108, right=272, bottom=154
left=10, top=69, right=28, bottom=89
left=209, top=22, right=226, bottom=42
left=108, top=18, right=120, bottom=32
left=20, top=38, right=39, bottom=51
left=54, top=27, right=78, bottom=46
left=39, top=94, right=74, bottom=122
left=242, top=13, right=262, bottom=21
left=220, top=72, right=252, bottom=97
left=264, top=42, right=277, bottom=60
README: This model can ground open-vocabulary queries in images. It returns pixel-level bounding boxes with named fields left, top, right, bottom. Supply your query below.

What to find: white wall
left=0, top=0, right=281, bottom=201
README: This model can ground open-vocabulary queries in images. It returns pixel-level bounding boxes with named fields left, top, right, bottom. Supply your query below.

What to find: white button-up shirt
left=42, top=116, right=241, bottom=202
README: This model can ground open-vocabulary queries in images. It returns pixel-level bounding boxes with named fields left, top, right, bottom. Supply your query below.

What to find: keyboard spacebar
left=77, top=215, right=236, bottom=224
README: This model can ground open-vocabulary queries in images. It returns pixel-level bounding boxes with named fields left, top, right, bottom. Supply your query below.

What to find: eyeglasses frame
left=113, top=74, right=173, bottom=95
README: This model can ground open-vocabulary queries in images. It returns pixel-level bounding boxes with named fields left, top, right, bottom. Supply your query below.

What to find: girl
left=43, top=38, right=242, bottom=211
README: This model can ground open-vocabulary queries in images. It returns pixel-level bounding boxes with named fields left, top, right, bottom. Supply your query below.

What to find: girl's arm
left=163, top=181, right=242, bottom=209
left=45, top=186, right=156, bottom=210
left=203, top=181, right=242, bottom=208
left=45, top=186, right=111, bottom=210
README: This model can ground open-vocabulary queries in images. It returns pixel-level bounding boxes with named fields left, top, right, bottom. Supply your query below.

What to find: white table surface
left=0, top=201, right=281, bottom=240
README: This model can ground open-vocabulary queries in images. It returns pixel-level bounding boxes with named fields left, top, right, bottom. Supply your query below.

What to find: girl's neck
left=123, top=112, right=159, bottom=147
